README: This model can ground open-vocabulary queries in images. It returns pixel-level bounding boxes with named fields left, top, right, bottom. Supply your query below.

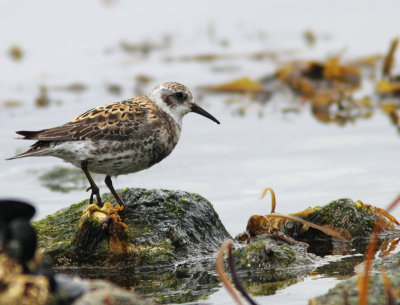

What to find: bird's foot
left=86, top=186, right=103, bottom=207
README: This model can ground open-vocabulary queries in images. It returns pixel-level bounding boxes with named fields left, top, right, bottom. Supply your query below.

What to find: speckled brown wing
left=19, top=97, right=163, bottom=142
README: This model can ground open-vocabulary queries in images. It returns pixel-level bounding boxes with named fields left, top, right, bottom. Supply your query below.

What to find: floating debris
left=165, top=50, right=295, bottom=62
left=35, top=85, right=50, bottom=108
left=303, top=30, right=316, bottom=47
left=8, top=45, right=23, bottom=61
left=203, top=77, right=264, bottom=93
left=0, top=100, right=23, bottom=109
left=106, top=83, right=123, bottom=96
left=201, top=38, right=400, bottom=132
left=277, top=57, right=361, bottom=96
left=134, top=74, right=153, bottom=96
left=382, top=37, right=399, bottom=79
left=120, top=35, right=171, bottom=55
left=52, top=82, right=88, bottom=94
left=376, top=37, right=400, bottom=96
left=311, top=92, right=372, bottom=125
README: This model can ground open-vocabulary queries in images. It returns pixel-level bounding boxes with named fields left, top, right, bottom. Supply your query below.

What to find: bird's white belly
left=51, top=136, right=178, bottom=176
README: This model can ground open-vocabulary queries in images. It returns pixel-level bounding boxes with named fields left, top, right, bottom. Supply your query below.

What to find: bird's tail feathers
left=15, top=130, right=46, bottom=140
left=6, top=141, right=51, bottom=160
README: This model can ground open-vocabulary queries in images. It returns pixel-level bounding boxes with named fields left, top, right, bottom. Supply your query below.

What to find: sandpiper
left=8, top=82, right=220, bottom=207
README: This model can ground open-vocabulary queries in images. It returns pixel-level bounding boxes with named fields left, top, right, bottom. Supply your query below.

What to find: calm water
left=1, top=1, right=400, bottom=304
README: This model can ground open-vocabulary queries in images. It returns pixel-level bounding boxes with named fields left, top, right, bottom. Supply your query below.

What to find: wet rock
left=312, top=251, right=400, bottom=304
left=237, top=198, right=400, bottom=258
left=299, top=198, right=376, bottom=239
left=231, top=236, right=320, bottom=285
left=33, top=188, right=231, bottom=268
left=242, top=198, right=399, bottom=257
left=32, top=188, right=231, bottom=302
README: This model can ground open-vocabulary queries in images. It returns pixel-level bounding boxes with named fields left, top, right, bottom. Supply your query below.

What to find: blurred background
left=1, top=1, right=400, bottom=303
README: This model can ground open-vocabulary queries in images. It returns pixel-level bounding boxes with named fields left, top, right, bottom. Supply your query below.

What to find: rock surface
left=33, top=188, right=231, bottom=268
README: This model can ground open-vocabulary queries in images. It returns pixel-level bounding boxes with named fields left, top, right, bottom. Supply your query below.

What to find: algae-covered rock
left=313, top=251, right=400, bottom=305
left=32, top=188, right=230, bottom=303
left=238, top=198, right=397, bottom=257
left=301, top=198, right=377, bottom=238
left=231, top=236, right=320, bottom=283
left=279, top=198, right=390, bottom=256
left=33, top=188, right=230, bottom=268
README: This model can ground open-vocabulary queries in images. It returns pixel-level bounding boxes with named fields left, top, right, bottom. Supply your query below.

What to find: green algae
left=34, top=188, right=231, bottom=268
left=233, top=240, right=297, bottom=272
left=32, top=199, right=89, bottom=261
left=165, top=201, right=186, bottom=219
left=288, top=198, right=377, bottom=242
left=309, top=198, right=376, bottom=237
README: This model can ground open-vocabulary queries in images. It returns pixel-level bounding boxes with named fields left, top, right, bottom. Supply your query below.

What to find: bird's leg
left=104, top=175, right=124, bottom=206
left=81, top=160, right=103, bottom=207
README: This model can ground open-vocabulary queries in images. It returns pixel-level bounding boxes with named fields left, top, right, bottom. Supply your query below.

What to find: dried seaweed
left=203, top=77, right=263, bottom=93
left=382, top=37, right=399, bottom=79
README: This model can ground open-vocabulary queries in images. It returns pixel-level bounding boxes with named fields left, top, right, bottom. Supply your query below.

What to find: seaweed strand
left=227, top=242, right=258, bottom=305
left=216, top=240, right=244, bottom=305
left=264, top=213, right=347, bottom=240
left=381, top=268, right=394, bottom=305
left=260, top=187, right=276, bottom=213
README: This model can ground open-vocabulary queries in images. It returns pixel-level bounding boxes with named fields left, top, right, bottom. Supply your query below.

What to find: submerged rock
left=229, top=236, right=321, bottom=295
left=33, top=188, right=231, bottom=268
left=313, top=251, right=400, bottom=305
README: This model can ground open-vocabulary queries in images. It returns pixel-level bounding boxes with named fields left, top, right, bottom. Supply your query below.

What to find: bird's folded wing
left=18, top=97, right=164, bottom=142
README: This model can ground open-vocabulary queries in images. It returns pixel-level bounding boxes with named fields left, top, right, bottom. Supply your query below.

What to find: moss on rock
left=303, top=198, right=376, bottom=238
left=33, top=188, right=230, bottom=268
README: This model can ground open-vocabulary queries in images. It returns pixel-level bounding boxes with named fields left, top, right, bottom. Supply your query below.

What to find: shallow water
left=1, top=0, right=400, bottom=304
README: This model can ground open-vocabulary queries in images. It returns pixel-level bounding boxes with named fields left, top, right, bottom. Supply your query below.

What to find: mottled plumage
left=8, top=82, right=220, bottom=206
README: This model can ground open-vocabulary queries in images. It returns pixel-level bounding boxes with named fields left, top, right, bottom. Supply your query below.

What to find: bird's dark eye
left=175, top=92, right=184, bottom=100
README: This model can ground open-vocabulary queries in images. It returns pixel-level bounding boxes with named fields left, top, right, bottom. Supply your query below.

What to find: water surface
left=1, top=1, right=400, bottom=303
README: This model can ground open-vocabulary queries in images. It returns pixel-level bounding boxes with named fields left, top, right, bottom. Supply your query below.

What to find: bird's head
left=148, top=82, right=220, bottom=125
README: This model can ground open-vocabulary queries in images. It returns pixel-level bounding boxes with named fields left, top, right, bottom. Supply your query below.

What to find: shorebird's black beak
left=191, top=103, right=220, bottom=124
